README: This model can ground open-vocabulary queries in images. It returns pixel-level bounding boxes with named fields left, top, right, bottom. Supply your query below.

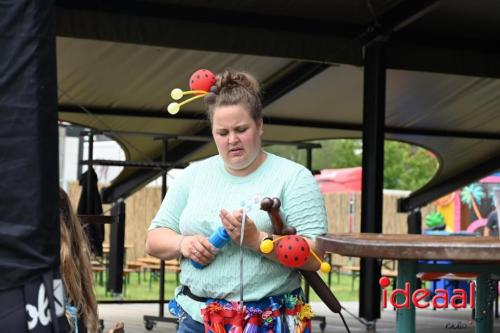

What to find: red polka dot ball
left=189, top=69, right=216, bottom=93
left=275, top=235, right=310, bottom=268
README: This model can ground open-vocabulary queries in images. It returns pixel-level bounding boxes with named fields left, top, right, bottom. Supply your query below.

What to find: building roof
left=56, top=0, right=500, bottom=208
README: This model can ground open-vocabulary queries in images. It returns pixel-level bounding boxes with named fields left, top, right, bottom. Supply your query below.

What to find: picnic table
left=316, top=233, right=500, bottom=333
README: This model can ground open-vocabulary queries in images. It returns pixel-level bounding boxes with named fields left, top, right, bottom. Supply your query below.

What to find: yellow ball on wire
left=320, top=262, right=331, bottom=273
left=260, top=239, right=274, bottom=254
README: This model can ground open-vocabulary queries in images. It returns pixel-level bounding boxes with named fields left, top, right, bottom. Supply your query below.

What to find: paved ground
left=98, top=301, right=500, bottom=333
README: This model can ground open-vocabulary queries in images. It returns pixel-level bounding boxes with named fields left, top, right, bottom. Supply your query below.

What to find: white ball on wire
left=171, top=88, right=183, bottom=100
left=167, top=103, right=180, bottom=114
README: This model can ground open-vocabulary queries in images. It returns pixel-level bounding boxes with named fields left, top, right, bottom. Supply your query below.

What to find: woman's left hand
left=219, top=208, right=261, bottom=251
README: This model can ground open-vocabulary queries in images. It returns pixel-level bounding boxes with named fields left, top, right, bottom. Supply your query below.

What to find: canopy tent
left=53, top=0, right=500, bottom=324
left=315, top=167, right=363, bottom=193
left=481, top=172, right=500, bottom=184
left=56, top=0, right=500, bottom=209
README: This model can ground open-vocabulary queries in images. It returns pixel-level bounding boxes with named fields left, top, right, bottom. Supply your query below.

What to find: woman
left=146, top=70, right=327, bottom=333
left=59, top=188, right=99, bottom=333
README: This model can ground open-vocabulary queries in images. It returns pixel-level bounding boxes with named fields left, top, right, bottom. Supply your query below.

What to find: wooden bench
left=126, top=261, right=148, bottom=284
left=91, top=265, right=106, bottom=286
left=137, top=257, right=181, bottom=290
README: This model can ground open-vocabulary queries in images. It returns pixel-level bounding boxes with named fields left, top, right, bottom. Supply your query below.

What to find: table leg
left=396, top=260, right=417, bottom=333
left=495, top=281, right=499, bottom=319
left=475, top=274, right=493, bottom=333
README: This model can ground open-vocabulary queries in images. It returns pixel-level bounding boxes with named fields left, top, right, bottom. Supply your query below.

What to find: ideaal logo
left=379, top=277, right=475, bottom=309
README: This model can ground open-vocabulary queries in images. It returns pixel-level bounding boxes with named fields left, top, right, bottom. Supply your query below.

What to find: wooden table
left=136, top=257, right=179, bottom=267
left=316, top=233, right=500, bottom=333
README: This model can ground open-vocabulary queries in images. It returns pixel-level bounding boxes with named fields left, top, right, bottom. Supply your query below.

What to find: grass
left=93, top=270, right=369, bottom=302
left=94, top=270, right=177, bottom=301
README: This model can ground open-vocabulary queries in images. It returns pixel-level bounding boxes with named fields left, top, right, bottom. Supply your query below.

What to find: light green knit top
left=149, top=152, right=327, bottom=323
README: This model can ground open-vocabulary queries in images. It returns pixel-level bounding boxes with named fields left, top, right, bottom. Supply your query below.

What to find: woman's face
left=212, top=104, right=264, bottom=175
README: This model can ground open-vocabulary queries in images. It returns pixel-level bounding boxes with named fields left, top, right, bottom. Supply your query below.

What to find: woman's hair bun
left=205, top=69, right=263, bottom=123
left=217, top=70, right=261, bottom=97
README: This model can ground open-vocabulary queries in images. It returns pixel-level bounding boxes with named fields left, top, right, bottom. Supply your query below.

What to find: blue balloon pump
left=191, top=227, right=231, bottom=269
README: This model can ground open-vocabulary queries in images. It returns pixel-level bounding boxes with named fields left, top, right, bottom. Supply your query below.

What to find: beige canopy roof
left=57, top=0, right=500, bottom=208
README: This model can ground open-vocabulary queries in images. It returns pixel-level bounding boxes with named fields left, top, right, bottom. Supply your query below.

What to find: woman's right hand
left=179, top=235, right=218, bottom=266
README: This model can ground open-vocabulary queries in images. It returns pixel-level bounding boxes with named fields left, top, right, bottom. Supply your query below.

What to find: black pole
left=161, top=140, right=168, bottom=197
left=304, top=146, right=312, bottom=302
left=408, top=209, right=423, bottom=290
left=159, top=139, right=168, bottom=317
left=305, top=148, right=312, bottom=171
left=359, top=41, right=386, bottom=324
left=108, top=200, right=126, bottom=294
left=407, top=209, right=422, bottom=234
left=87, top=131, right=94, bottom=214
left=77, top=131, right=84, bottom=179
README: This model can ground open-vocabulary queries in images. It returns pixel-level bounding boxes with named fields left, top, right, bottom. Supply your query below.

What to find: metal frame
left=101, top=127, right=211, bottom=203
left=142, top=138, right=178, bottom=330
left=80, top=159, right=187, bottom=170
left=359, top=0, right=440, bottom=46
left=61, top=106, right=500, bottom=141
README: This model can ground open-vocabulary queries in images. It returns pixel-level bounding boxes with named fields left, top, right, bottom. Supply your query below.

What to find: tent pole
left=87, top=131, right=94, bottom=214
left=359, top=40, right=386, bottom=327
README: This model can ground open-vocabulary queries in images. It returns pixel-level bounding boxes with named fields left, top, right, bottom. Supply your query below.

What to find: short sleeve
left=148, top=171, right=190, bottom=233
left=281, top=168, right=328, bottom=239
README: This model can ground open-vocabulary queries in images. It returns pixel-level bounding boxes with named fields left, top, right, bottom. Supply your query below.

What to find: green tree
left=383, top=141, right=438, bottom=191
left=314, top=139, right=363, bottom=169
left=265, top=139, right=438, bottom=191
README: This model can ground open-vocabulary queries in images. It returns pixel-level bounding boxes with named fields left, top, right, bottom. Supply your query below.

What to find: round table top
left=316, top=233, right=500, bottom=261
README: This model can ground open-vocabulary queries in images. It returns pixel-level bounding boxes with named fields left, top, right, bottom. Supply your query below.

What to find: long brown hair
left=59, top=188, right=98, bottom=333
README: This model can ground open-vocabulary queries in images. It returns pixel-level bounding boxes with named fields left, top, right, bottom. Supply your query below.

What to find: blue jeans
left=176, top=306, right=205, bottom=333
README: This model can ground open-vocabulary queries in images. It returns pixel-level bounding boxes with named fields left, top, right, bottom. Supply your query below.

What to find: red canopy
left=315, top=167, right=362, bottom=193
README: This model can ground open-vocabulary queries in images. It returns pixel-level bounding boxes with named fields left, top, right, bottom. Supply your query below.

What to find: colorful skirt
left=200, top=289, right=313, bottom=333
